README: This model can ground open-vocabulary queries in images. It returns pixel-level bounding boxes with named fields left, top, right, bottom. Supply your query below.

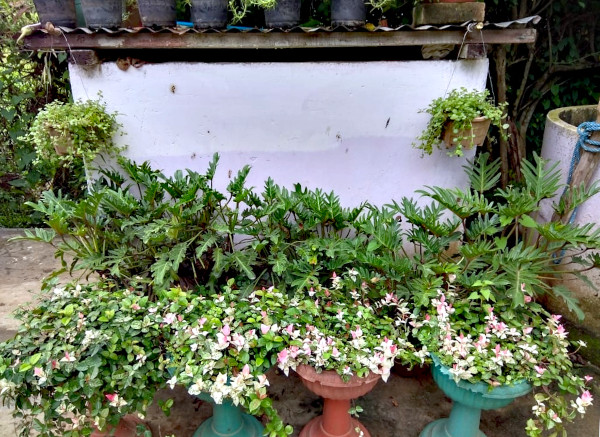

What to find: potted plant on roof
left=396, top=152, right=599, bottom=436
left=276, top=269, right=423, bottom=437
left=413, top=88, right=508, bottom=157
left=163, top=281, right=292, bottom=437
left=0, top=279, right=169, bottom=436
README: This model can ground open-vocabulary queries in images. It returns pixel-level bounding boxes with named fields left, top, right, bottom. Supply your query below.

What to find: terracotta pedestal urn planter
left=420, top=356, right=531, bottom=437
left=296, top=365, right=380, bottom=437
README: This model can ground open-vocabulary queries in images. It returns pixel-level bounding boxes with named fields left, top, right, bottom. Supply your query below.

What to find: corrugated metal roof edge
left=30, top=15, right=540, bottom=35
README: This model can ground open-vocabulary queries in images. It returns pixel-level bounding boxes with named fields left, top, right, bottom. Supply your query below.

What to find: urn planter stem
left=193, top=396, right=263, bottom=437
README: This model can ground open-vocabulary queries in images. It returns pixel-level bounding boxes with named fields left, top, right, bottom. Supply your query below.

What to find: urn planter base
left=420, top=356, right=531, bottom=437
left=193, top=409, right=263, bottom=437
left=193, top=396, right=264, bottom=437
left=299, top=415, right=370, bottom=437
left=420, top=418, right=486, bottom=437
left=296, top=365, right=380, bottom=437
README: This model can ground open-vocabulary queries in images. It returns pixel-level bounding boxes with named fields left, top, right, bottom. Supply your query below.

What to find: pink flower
left=34, top=367, right=44, bottom=377
left=534, top=365, right=546, bottom=375
left=242, top=364, right=250, bottom=377
left=198, top=317, right=207, bottom=327
left=260, top=324, right=270, bottom=335
left=60, top=351, right=76, bottom=362
left=131, top=303, right=141, bottom=310
left=350, top=326, right=363, bottom=339
left=277, top=349, right=288, bottom=364
left=524, top=295, right=532, bottom=303
left=221, top=325, right=231, bottom=336
left=523, top=326, right=533, bottom=335
left=105, top=393, right=117, bottom=403
left=580, top=390, right=593, bottom=405
left=584, top=375, right=593, bottom=383
left=163, top=313, right=176, bottom=325
left=286, top=324, right=294, bottom=334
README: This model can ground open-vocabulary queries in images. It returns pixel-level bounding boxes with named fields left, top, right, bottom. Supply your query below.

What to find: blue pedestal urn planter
left=193, top=393, right=264, bottom=437
left=420, top=356, right=532, bottom=437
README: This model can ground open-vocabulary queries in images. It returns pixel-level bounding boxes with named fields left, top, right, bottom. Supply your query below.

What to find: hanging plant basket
left=442, top=116, right=491, bottom=150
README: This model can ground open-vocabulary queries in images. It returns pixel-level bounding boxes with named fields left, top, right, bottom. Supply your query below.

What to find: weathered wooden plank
left=22, top=28, right=536, bottom=50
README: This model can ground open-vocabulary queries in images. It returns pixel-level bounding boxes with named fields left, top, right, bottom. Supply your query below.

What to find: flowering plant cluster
left=416, top=285, right=594, bottom=436
left=162, top=281, right=292, bottom=437
left=0, top=280, right=166, bottom=437
left=276, top=270, right=423, bottom=381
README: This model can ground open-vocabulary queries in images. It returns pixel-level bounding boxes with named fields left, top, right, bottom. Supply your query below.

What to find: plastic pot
left=33, top=0, right=77, bottom=27
left=264, top=0, right=301, bottom=28
left=331, top=0, right=365, bottom=27
left=80, top=0, right=123, bottom=28
left=138, top=0, right=176, bottom=27
left=190, top=0, right=228, bottom=29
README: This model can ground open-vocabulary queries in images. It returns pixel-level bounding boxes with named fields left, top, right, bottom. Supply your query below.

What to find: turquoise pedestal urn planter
left=420, top=356, right=532, bottom=437
left=193, top=393, right=264, bottom=437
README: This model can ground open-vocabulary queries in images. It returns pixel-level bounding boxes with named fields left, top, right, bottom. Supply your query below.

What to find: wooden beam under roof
left=22, top=28, right=536, bottom=51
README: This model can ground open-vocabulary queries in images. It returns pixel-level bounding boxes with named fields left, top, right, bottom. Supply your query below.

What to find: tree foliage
left=0, top=0, right=74, bottom=227
left=486, top=0, right=600, bottom=185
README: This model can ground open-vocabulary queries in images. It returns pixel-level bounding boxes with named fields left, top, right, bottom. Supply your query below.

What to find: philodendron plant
left=398, top=152, right=600, bottom=435
left=15, top=154, right=413, bottom=297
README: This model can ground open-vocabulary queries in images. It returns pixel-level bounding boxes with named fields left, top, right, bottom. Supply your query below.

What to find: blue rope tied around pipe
left=553, top=121, right=600, bottom=264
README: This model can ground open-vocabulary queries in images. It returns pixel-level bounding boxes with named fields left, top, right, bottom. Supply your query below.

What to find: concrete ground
left=1, top=228, right=599, bottom=437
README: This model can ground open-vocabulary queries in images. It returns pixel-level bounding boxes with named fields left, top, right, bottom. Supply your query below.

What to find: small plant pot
left=91, top=415, right=152, bottom=437
left=442, top=116, right=491, bottom=150
left=46, top=126, right=72, bottom=156
left=138, top=0, right=176, bottom=27
left=296, top=365, right=380, bottom=437
left=419, top=355, right=531, bottom=437
left=80, top=0, right=123, bottom=28
left=331, top=0, right=365, bottom=27
left=264, top=0, right=301, bottom=28
left=33, top=0, right=78, bottom=27
left=190, top=0, right=228, bottom=29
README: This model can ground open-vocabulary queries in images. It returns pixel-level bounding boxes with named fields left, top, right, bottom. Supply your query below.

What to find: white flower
left=188, top=379, right=205, bottom=396
left=166, top=375, right=178, bottom=389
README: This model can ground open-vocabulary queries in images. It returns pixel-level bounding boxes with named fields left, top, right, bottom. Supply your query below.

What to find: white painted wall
left=70, top=59, right=489, bottom=207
